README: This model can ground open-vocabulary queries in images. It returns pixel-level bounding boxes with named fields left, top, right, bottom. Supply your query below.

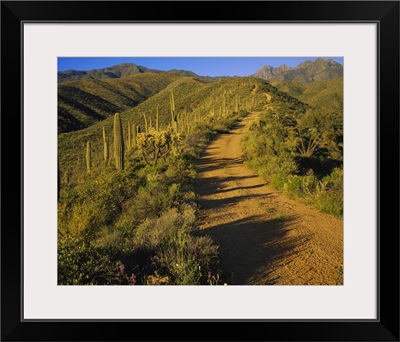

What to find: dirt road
left=195, top=112, right=343, bottom=285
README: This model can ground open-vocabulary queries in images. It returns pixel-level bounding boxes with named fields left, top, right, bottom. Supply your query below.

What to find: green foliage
left=134, top=206, right=219, bottom=285
left=58, top=235, right=122, bottom=285
left=135, top=177, right=176, bottom=219
left=58, top=165, right=140, bottom=239
left=242, top=92, right=343, bottom=217
left=312, top=168, right=343, bottom=216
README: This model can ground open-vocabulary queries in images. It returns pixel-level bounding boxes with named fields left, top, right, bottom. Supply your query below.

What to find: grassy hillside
left=58, top=73, right=180, bottom=133
left=58, top=76, right=308, bottom=176
left=270, top=78, right=343, bottom=111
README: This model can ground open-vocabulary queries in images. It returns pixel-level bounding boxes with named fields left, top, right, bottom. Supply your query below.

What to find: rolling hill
left=58, top=72, right=180, bottom=133
left=270, top=78, right=343, bottom=111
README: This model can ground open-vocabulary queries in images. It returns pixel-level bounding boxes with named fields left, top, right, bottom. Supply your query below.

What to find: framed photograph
left=2, top=1, right=399, bottom=341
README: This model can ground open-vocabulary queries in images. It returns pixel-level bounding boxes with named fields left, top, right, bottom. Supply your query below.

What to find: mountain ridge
left=59, top=58, right=343, bottom=85
left=253, top=58, right=343, bottom=83
left=58, top=63, right=160, bottom=83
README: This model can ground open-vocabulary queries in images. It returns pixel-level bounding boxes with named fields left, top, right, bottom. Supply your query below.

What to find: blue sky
left=58, top=57, right=343, bottom=77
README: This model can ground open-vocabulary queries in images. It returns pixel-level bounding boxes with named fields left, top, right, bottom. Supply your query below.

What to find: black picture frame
left=1, top=1, right=399, bottom=341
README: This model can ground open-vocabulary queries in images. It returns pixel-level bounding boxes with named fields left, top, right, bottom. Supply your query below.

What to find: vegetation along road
left=195, top=110, right=343, bottom=285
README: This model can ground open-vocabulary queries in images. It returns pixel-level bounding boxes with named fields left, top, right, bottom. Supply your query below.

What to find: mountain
left=58, top=63, right=210, bottom=84
left=58, top=63, right=159, bottom=83
left=253, top=58, right=343, bottom=83
left=58, top=73, right=180, bottom=133
left=167, top=69, right=198, bottom=77
left=254, top=64, right=293, bottom=79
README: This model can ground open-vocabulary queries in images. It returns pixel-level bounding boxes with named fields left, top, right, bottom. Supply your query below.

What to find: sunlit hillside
left=58, top=73, right=180, bottom=133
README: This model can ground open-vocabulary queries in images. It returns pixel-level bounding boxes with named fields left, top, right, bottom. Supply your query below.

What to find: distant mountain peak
left=275, top=64, right=292, bottom=72
left=253, top=58, right=343, bottom=83
left=167, top=69, right=199, bottom=77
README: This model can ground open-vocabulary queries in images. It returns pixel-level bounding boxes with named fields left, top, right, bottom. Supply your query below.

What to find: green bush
left=283, top=171, right=318, bottom=196
left=241, top=107, right=343, bottom=217
left=58, top=235, right=122, bottom=285
left=58, top=165, right=140, bottom=239
left=134, top=205, right=220, bottom=285
left=313, top=168, right=343, bottom=216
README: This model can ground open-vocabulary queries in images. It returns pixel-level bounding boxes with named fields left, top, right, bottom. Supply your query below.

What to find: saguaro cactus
left=63, top=170, right=70, bottom=184
left=142, top=113, right=149, bottom=133
left=113, top=113, right=124, bottom=170
left=128, top=121, right=131, bottom=150
left=132, top=123, right=137, bottom=148
left=223, top=92, right=226, bottom=116
left=170, top=90, right=178, bottom=132
left=57, top=158, right=60, bottom=202
left=156, top=106, right=159, bottom=132
left=102, top=126, right=108, bottom=163
left=86, top=141, right=91, bottom=173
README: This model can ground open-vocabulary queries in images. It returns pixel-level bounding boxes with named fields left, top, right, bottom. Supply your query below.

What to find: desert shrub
left=165, top=156, right=196, bottom=184
left=58, top=235, right=123, bottom=285
left=134, top=205, right=220, bottom=285
left=242, top=106, right=343, bottom=217
left=259, top=154, right=298, bottom=182
left=283, top=175, right=304, bottom=195
left=183, top=127, right=212, bottom=157
left=283, top=170, right=318, bottom=196
left=136, top=177, right=172, bottom=217
left=315, top=191, right=343, bottom=217
left=58, top=165, right=141, bottom=239
left=120, top=173, right=196, bottom=226
left=313, top=168, right=343, bottom=216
